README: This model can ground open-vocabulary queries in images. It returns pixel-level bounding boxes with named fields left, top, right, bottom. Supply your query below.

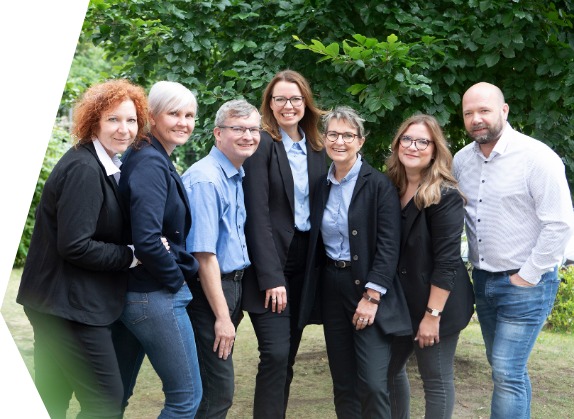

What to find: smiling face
left=397, top=123, right=435, bottom=176
left=214, top=110, right=261, bottom=168
left=324, top=118, right=365, bottom=172
left=462, top=83, right=508, bottom=145
left=94, top=99, right=138, bottom=158
left=269, top=81, right=306, bottom=132
left=150, top=104, right=196, bottom=155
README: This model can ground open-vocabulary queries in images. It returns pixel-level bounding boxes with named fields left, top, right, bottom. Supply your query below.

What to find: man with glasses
left=453, top=82, right=573, bottom=418
left=182, top=99, right=261, bottom=418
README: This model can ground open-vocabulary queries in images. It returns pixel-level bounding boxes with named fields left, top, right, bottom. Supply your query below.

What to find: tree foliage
left=78, top=0, right=573, bottom=187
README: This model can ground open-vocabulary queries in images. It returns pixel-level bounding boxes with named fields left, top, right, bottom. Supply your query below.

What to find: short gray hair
left=215, top=99, right=259, bottom=127
left=322, top=106, right=367, bottom=138
left=148, top=81, right=197, bottom=116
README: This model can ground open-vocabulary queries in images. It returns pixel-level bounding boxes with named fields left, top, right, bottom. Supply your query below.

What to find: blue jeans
left=117, top=285, right=202, bottom=418
left=472, top=267, right=559, bottom=419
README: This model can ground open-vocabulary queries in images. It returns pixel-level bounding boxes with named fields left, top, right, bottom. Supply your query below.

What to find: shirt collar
left=327, top=154, right=362, bottom=184
left=280, top=127, right=307, bottom=155
left=209, top=146, right=245, bottom=179
left=92, top=139, right=122, bottom=176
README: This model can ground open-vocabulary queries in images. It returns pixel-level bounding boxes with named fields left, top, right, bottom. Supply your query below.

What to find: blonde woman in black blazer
left=299, top=107, right=411, bottom=418
left=386, top=114, right=474, bottom=419
left=17, top=79, right=149, bottom=418
left=242, top=70, right=326, bottom=418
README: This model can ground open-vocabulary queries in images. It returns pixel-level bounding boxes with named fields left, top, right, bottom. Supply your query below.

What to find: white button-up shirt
left=453, top=123, right=573, bottom=284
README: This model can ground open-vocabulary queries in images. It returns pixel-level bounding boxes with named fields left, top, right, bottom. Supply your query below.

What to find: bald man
left=453, top=82, right=573, bottom=418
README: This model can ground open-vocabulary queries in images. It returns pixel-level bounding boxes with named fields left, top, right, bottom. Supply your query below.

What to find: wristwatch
left=426, top=307, right=442, bottom=317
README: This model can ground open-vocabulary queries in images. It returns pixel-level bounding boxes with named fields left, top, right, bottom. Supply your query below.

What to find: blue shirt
left=281, top=128, right=310, bottom=231
left=321, top=155, right=386, bottom=295
left=182, top=146, right=250, bottom=274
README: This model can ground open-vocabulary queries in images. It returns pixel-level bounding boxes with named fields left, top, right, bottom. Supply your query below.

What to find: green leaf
left=484, top=53, right=500, bottom=67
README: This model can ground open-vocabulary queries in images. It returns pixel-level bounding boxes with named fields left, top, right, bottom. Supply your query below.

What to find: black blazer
left=299, top=159, right=412, bottom=336
left=119, top=136, right=199, bottom=293
left=242, top=130, right=326, bottom=313
left=399, top=187, right=474, bottom=337
left=17, top=142, right=133, bottom=326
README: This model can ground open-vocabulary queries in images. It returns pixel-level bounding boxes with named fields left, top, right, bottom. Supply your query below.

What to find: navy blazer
left=119, top=136, right=198, bottom=293
left=17, top=142, right=133, bottom=326
left=399, top=187, right=474, bottom=337
left=299, top=159, right=412, bottom=336
left=242, top=130, right=326, bottom=313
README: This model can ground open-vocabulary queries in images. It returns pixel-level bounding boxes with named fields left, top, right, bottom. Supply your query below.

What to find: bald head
left=462, top=82, right=509, bottom=149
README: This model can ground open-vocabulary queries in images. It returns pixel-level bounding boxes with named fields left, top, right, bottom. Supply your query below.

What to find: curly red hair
left=72, top=79, right=149, bottom=145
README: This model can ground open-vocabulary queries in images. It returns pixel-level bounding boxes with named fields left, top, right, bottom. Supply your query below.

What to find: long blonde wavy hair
left=386, top=114, right=463, bottom=209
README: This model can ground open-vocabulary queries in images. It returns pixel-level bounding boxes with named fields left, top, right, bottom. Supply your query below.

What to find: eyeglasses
left=271, top=96, right=304, bottom=107
left=218, top=126, right=261, bottom=136
left=325, top=131, right=359, bottom=144
left=399, top=135, right=433, bottom=150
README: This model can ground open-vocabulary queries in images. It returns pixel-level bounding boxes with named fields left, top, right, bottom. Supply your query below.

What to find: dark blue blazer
left=17, top=142, right=133, bottom=326
left=242, top=130, right=326, bottom=313
left=299, top=159, right=412, bottom=336
left=119, top=136, right=198, bottom=293
left=398, top=187, right=474, bottom=337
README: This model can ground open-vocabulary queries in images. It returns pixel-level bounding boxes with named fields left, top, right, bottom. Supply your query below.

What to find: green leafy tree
left=79, top=0, right=573, bottom=184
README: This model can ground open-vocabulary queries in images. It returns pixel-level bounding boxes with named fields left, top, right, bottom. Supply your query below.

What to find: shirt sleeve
left=186, top=181, right=222, bottom=254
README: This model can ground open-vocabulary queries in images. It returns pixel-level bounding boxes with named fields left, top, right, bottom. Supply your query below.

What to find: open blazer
left=17, top=142, right=133, bottom=326
left=299, top=159, right=411, bottom=336
left=119, top=135, right=198, bottom=293
left=242, top=130, right=326, bottom=313
left=399, top=187, right=474, bottom=336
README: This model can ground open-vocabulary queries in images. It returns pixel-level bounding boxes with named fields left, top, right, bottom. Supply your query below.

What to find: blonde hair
left=386, top=114, right=464, bottom=209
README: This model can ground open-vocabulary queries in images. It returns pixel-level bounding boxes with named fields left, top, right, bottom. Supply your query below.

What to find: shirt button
left=481, top=258, right=484, bottom=261
left=352, top=230, right=358, bottom=236
left=354, top=279, right=361, bottom=285
left=401, top=268, right=407, bottom=274
left=478, top=219, right=481, bottom=222
left=481, top=180, right=485, bottom=183
left=353, top=255, right=359, bottom=261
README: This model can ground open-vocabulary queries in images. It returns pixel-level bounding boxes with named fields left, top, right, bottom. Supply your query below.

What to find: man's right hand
left=213, top=318, right=236, bottom=360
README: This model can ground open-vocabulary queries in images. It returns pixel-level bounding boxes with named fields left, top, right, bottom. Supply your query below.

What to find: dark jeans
left=187, top=276, right=243, bottom=419
left=25, top=307, right=123, bottom=419
left=249, top=230, right=308, bottom=419
left=321, top=263, right=393, bottom=418
left=388, top=332, right=460, bottom=419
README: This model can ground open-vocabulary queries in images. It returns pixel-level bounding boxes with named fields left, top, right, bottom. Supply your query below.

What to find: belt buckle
left=234, top=270, right=244, bottom=281
left=335, top=260, right=350, bottom=268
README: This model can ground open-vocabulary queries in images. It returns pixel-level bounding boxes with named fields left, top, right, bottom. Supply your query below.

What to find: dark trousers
left=187, top=276, right=243, bottom=419
left=25, top=307, right=123, bottom=419
left=321, top=264, right=393, bottom=419
left=388, top=332, right=460, bottom=419
left=249, top=230, right=308, bottom=419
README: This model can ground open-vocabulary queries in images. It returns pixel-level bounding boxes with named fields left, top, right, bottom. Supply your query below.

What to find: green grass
left=3, top=268, right=574, bottom=418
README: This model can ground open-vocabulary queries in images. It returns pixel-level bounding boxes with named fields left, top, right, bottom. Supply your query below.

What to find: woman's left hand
left=352, top=298, right=378, bottom=330
left=415, top=315, right=440, bottom=348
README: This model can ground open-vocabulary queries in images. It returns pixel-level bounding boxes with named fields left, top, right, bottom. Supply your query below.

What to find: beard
left=468, top=120, right=504, bottom=144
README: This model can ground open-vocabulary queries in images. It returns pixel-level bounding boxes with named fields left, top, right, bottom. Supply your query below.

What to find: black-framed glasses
left=271, top=96, right=304, bottom=107
left=218, top=126, right=261, bottom=136
left=325, top=131, right=359, bottom=144
left=399, top=135, right=433, bottom=150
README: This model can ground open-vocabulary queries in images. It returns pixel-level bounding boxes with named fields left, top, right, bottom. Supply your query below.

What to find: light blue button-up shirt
left=281, top=128, right=310, bottom=232
left=321, top=155, right=386, bottom=295
left=183, top=146, right=250, bottom=274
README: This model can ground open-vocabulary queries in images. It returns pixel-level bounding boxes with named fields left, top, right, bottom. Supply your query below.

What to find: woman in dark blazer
left=242, top=69, right=326, bottom=418
left=115, top=81, right=201, bottom=418
left=299, top=106, right=411, bottom=418
left=16, top=79, right=149, bottom=418
left=386, top=114, right=474, bottom=419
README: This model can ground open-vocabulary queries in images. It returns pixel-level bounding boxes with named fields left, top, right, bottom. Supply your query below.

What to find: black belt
left=327, top=257, right=352, bottom=269
left=476, top=268, right=519, bottom=276
left=221, top=269, right=244, bottom=281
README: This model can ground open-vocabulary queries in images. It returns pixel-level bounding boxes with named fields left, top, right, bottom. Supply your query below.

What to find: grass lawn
left=3, top=268, right=574, bottom=418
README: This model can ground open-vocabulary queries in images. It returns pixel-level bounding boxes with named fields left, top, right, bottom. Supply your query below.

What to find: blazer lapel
left=400, top=202, right=421, bottom=254
left=275, top=141, right=295, bottom=214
